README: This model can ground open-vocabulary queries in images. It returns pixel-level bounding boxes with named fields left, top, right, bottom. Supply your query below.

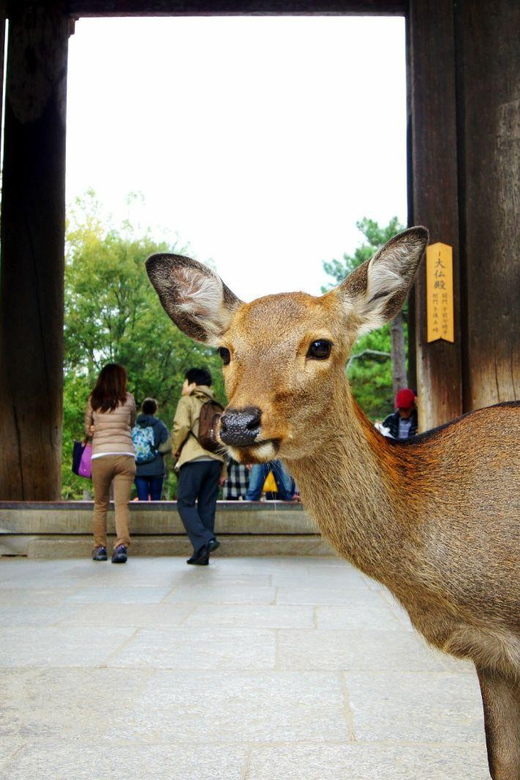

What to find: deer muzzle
left=220, top=407, right=262, bottom=447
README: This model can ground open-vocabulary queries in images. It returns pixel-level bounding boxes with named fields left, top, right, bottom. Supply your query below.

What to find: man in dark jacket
left=382, top=388, right=418, bottom=440
left=133, top=398, right=170, bottom=500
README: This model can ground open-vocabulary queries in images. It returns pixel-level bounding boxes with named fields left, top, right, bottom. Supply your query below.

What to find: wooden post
left=407, top=0, right=463, bottom=430
left=457, top=0, right=520, bottom=410
left=0, top=1, right=6, bottom=142
left=0, top=1, right=69, bottom=499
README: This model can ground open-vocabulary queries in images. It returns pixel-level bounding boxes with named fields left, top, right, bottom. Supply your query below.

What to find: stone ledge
left=0, top=501, right=333, bottom=558
left=21, top=534, right=334, bottom=559
left=0, top=501, right=315, bottom=535
left=0, top=500, right=304, bottom=512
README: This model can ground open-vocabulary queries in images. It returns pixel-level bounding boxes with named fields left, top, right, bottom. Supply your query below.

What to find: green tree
left=63, top=192, right=225, bottom=499
left=323, top=217, right=404, bottom=283
left=322, top=217, right=406, bottom=421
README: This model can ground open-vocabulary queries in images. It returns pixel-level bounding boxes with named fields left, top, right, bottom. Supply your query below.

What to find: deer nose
left=220, top=407, right=262, bottom=447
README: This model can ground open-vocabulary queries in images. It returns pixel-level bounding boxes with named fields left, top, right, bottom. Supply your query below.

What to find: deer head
left=146, top=227, right=428, bottom=463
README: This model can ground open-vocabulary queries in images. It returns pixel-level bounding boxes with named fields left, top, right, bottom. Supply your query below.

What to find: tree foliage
left=322, top=216, right=405, bottom=421
left=63, top=199, right=408, bottom=496
left=63, top=192, right=225, bottom=499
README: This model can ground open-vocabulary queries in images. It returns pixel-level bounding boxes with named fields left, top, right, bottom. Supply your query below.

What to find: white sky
left=66, top=16, right=407, bottom=301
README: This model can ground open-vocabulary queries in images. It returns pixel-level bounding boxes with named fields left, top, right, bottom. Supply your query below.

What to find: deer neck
left=286, top=388, right=412, bottom=582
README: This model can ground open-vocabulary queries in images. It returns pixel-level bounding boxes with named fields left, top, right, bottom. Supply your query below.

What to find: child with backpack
left=132, top=398, right=170, bottom=500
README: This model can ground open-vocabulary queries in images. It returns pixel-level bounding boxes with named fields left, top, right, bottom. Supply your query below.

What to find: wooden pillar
left=408, top=0, right=463, bottom=431
left=457, top=0, right=520, bottom=410
left=0, top=1, right=69, bottom=499
left=0, top=2, right=6, bottom=139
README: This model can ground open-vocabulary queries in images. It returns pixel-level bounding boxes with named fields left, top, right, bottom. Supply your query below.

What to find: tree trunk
left=391, top=311, right=407, bottom=397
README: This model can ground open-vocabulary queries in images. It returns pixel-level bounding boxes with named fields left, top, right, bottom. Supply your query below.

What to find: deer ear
left=146, top=254, right=243, bottom=345
left=337, top=226, right=429, bottom=335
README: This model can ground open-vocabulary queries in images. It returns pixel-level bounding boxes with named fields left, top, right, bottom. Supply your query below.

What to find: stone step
left=0, top=501, right=335, bottom=558
left=21, top=535, right=334, bottom=559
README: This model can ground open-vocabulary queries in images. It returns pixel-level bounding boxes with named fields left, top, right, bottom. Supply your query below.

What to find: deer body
left=290, top=398, right=520, bottom=670
left=147, top=228, right=520, bottom=779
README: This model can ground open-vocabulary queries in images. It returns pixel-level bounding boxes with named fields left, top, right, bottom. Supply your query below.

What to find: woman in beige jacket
left=84, top=364, right=136, bottom=563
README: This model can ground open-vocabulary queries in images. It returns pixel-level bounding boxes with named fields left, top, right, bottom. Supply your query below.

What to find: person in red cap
left=382, top=388, right=418, bottom=440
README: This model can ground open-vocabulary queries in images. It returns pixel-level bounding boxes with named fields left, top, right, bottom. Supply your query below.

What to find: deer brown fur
left=146, top=227, right=520, bottom=780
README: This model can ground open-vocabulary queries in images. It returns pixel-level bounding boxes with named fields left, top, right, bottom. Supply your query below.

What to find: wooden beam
left=457, top=0, right=520, bottom=410
left=408, top=0, right=463, bottom=430
left=66, top=0, right=407, bottom=16
left=0, top=2, right=6, bottom=146
left=0, top=1, right=69, bottom=499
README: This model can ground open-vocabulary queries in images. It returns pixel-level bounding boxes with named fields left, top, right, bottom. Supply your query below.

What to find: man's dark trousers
left=177, top=459, right=221, bottom=553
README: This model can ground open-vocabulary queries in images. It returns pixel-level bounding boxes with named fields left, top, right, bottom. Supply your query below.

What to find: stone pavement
left=0, top=554, right=490, bottom=780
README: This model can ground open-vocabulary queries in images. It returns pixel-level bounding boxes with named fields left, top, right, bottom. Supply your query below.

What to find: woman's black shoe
left=92, top=546, right=107, bottom=561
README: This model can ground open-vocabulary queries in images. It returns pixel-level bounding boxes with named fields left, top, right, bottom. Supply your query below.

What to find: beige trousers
left=91, top=455, right=136, bottom=549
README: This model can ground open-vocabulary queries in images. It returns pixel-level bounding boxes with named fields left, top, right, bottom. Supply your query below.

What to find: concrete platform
left=0, top=555, right=490, bottom=779
left=0, top=501, right=334, bottom=558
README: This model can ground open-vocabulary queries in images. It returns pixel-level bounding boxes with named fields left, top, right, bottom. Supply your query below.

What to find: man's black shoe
left=111, top=544, right=128, bottom=564
left=92, top=546, right=107, bottom=561
left=187, top=543, right=210, bottom=565
left=208, top=539, right=220, bottom=553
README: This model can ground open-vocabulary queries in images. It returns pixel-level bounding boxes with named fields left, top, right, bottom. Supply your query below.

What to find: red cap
left=395, top=388, right=415, bottom=410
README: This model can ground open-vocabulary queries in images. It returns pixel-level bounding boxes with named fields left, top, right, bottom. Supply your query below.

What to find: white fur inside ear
left=175, top=266, right=230, bottom=343
left=357, top=258, right=401, bottom=331
left=366, top=256, right=402, bottom=302
left=355, top=247, right=409, bottom=334
left=336, top=227, right=427, bottom=337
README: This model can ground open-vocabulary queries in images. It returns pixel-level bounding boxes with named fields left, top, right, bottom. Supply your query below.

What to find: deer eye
left=307, top=340, right=333, bottom=360
left=218, top=347, right=231, bottom=365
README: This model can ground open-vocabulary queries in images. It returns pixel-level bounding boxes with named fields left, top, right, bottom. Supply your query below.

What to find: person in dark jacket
left=134, top=398, right=170, bottom=500
left=382, top=388, right=418, bottom=440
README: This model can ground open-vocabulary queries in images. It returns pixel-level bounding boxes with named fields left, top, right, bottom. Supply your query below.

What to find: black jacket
left=382, top=409, right=418, bottom=440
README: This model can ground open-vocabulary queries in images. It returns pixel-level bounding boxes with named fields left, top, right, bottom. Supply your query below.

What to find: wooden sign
left=426, top=242, right=454, bottom=343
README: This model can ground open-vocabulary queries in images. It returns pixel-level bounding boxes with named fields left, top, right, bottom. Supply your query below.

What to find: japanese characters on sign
left=426, top=243, right=454, bottom=343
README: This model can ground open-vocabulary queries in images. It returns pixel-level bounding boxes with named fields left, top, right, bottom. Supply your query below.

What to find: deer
left=146, top=227, right=520, bottom=780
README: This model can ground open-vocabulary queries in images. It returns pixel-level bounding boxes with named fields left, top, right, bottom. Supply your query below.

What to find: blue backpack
left=132, top=424, right=156, bottom=464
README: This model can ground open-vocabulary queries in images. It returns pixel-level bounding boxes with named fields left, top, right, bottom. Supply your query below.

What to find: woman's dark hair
left=90, top=364, right=128, bottom=412
left=185, top=367, right=212, bottom=387
left=142, top=397, right=158, bottom=415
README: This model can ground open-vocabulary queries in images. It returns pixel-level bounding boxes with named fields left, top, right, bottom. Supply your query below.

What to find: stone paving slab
left=0, top=742, right=249, bottom=780
left=247, top=744, right=490, bottom=780
left=0, top=555, right=489, bottom=779
left=276, top=628, right=448, bottom=672
left=0, top=627, right=135, bottom=668
left=111, top=627, right=277, bottom=670
left=346, top=670, right=484, bottom=744
left=314, top=604, right=406, bottom=631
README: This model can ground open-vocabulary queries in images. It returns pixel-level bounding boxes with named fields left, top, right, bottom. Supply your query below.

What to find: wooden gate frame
left=1, top=0, right=518, bottom=499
